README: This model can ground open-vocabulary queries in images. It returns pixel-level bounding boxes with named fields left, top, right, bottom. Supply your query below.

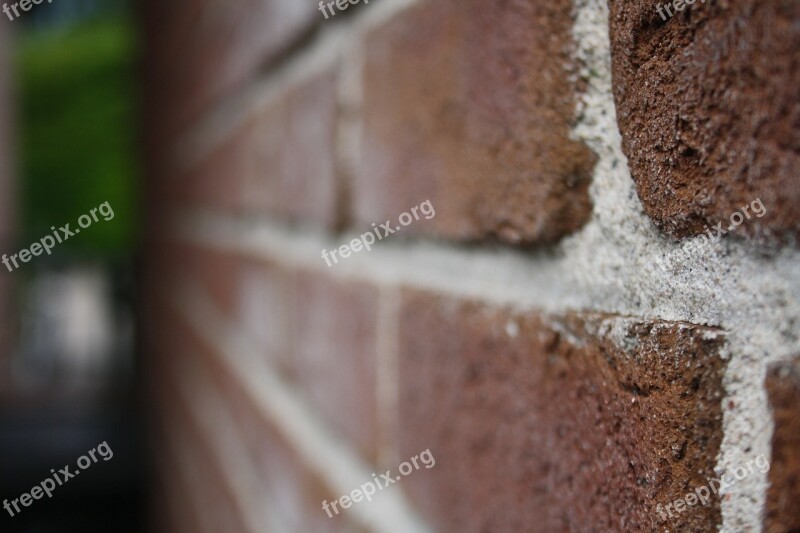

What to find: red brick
left=397, top=291, right=727, bottom=532
left=166, top=69, right=341, bottom=227
left=609, top=0, right=800, bottom=241
left=765, top=357, right=800, bottom=533
left=143, top=0, right=318, bottom=142
left=356, top=0, right=596, bottom=245
left=290, top=270, right=379, bottom=460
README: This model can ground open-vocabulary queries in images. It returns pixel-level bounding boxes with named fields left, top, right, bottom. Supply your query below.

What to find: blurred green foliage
left=15, top=17, right=137, bottom=258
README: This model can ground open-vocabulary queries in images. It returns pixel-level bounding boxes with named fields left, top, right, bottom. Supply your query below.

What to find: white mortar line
left=172, top=279, right=434, bottom=533
left=335, top=26, right=365, bottom=225
left=172, top=210, right=631, bottom=318
left=569, top=0, right=784, bottom=530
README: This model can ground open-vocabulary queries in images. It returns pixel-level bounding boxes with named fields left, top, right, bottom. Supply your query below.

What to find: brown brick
left=765, top=357, right=800, bottom=533
left=167, top=69, right=340, bottom=227
left=143, top=0, right=318, bottom=141
left=356, top=0, right=596, bottom=245
left=609, top=0, right=800, bottom=241
left=397, top=291, right=727, bottom=532
left=290, top=270, right=379, bottom=460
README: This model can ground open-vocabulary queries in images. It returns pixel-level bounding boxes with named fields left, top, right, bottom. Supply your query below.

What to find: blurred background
left=0, top=0, right=142, bottom=531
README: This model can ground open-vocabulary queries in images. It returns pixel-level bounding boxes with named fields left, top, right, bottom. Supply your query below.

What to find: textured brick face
left=357, top=0, right=597, bottom=245
left=397, top=291, right=726, bottom=532
left=609, top=0, right=800, bottom=241
left=765, top=358, right=800, bottom=533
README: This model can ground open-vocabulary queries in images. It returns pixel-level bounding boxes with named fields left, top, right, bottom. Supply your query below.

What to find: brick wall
left=142, top=0, right=800, bottom=531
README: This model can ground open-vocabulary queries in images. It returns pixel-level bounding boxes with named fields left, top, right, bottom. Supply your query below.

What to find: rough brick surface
left=357, top=0, right=597, bottom=245
left=290, top=271, right=379, bottom=460
left=765, top=358, right=800, bottom=533
left=168, top=69, right=340, bottom=228
left=397, top=291, right=726, bottom=532
left=609, top=0, right=800, bottom=241
left=143, top=0, right=317, bottom=140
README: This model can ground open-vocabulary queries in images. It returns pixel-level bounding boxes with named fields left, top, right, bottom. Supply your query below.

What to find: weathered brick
left=167, top=69, right=340, bottom=227
left=143, top=0, right=318, bottom=141
left=356, top=0, right=596, bottom=245
left=397, top=291, right=726, bottom=532
left=765, top=357, right=800, bottom=533
left=609, top=0, right=800, bottom=241
left=290, top=270, right=379, bottom=460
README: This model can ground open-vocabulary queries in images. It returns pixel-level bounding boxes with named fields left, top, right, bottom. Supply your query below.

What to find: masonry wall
left=142, top=0, right=800, bottom=531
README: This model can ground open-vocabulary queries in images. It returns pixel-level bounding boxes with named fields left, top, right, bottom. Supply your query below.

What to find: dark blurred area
left=0, top=0, right=142, bottom=531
